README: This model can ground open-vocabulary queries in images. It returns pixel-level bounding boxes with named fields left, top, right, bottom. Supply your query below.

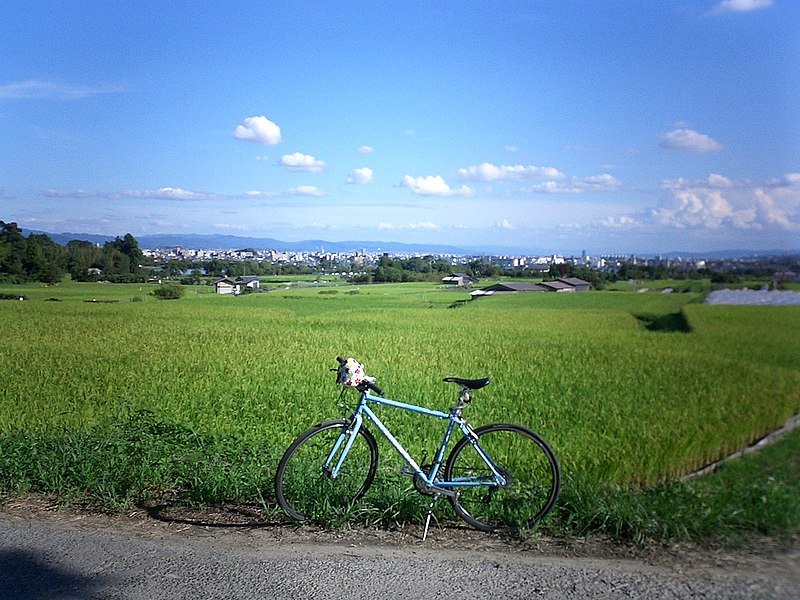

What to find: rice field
left=1, top=280, right=798, bottom=537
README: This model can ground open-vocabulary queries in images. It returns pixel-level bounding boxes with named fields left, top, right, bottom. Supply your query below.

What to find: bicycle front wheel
left=444, top=423, right=560, bottom=532
left=275, top=420, right=379, bottom=522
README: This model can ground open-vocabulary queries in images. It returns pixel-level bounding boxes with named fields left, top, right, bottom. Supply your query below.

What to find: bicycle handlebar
left=364, top=380, right=384, bottom=397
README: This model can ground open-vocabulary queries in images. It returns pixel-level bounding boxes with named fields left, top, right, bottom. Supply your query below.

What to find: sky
left=1, top=0, right=799, bottom=255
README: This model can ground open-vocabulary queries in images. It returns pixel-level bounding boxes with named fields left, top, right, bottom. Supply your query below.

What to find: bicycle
left=274, top=357, right=560, bottom=538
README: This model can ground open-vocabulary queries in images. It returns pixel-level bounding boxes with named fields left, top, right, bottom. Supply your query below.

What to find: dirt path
left=1, top=499, right=798, bottom=599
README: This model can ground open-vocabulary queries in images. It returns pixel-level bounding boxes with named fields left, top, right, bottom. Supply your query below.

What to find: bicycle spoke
left=275, top=421, right=378, bottom=523
left=445, top=424, right=560, bottom=532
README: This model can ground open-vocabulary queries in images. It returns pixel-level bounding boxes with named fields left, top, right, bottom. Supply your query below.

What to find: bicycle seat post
left=450, top=386, right=472, bottom=415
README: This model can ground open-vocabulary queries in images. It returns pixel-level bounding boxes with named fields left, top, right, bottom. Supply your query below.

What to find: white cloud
left=755, top=189, right=793, bottom=229
left=279, top=152, right=326, bottom=172
left=573, top=174, right=622, bottom=191
left=109, top=187, right=209, bottom=201
left=457, top=162, right=565, bottom=182
left=401, top=175, right=473, bottom=197
left=357, top=146, right=374, bottom=154
left=496, top=219, right=515, bottom=230
left=655, top=189, right=736, bottom=228
left=378, top=221, right=439, bottom=231
left=243, top=190, right=278, bottom=198
left=288, top=185, right=324, bottom=196
left=707, top=173, right=733, bottom=187
left=408, top=221, right=439, bottom=230
left=346, top=167, right=374, bottom=184
left=0, top=79, right=125, bottom=100
left=523, top=174, right=621, bottom=194
left=505, top=146, right=520, bottom=153
left=660, top=128, right=722, bottom=152
left=455, top=162, right=620, bottom=194
left=655, top=175, right=798, bottom=231
left=600, top=215, right=637, bottom=229
left=155, top=187, right=207, bottom=200
left=785, top=173, right=800, bottom=184
left=712, top=0, right=772, bottom=15
left=233, top=116, right=282, bottom=145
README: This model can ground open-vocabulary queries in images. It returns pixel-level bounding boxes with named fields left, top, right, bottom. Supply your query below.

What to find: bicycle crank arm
left=422, top=484, right=459, bottom=499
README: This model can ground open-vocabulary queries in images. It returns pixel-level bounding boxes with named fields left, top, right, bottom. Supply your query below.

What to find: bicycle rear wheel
left=275, top=420, right=379, bottom=522
left=444, top=423, right=560, bottom=532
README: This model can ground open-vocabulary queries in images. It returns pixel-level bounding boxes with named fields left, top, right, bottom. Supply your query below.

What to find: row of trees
left=368, top=255, right=455, bottom=283
left=0, top=221, right=145, bottom=283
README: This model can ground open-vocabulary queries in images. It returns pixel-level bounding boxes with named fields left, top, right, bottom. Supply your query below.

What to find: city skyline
left=2, top=1, right=799, bottom=255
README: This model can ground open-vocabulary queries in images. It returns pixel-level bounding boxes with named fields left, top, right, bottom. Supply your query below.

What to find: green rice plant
left=0, top=281, right=798, bottom=541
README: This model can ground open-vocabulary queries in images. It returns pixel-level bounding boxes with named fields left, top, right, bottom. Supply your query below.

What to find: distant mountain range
left=22, top=230, right=485, bottom=255
left=19, top=228, right=798, bottom=259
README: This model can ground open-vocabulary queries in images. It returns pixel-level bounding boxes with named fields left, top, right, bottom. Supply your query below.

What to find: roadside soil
left=1, top=495, right=798, bottom=599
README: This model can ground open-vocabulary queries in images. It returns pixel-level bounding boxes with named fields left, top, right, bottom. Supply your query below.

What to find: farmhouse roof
left=558, top=277, right=590, bottom=287
left=481, top=282, right=545, bottom=293
left=442, top=273, right=477, bottom=284
left=538, top=280, right=575, bottom=291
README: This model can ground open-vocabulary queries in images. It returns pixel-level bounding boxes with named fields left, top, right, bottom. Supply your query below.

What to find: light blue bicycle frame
left=324, top=390, right=509, bottom=492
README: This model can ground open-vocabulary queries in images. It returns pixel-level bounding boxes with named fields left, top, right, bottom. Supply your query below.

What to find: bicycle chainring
left=413, top=465, right=437, bottom=496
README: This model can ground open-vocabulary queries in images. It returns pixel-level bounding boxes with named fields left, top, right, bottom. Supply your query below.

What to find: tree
left=27, top=234, right=65, bottom=283
left=65, top=240, right=104, bottom=280
left=0, top=223, right=65, bottom=283
left=111, top=233, right=143, bottom=274
left=0, top=221, right=27, bottom=279
left=374, top=264, right=403, bottom=282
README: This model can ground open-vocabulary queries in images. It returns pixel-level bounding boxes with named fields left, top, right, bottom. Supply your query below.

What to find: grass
left=1, top=280, right=798, bottom=544
left=554, top=425, right=800, bottom=544
left=0, top=409, right=276, bottom=511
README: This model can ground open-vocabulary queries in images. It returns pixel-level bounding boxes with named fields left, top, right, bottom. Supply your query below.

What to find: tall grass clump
left=0, top=409, right=277, bottom=511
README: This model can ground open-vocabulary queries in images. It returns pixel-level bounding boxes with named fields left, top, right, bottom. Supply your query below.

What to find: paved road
left=1, top=504, right=798, bottom=599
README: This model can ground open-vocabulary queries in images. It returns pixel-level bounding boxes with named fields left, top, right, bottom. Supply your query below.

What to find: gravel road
left=1, top=501, right=798, bottom=599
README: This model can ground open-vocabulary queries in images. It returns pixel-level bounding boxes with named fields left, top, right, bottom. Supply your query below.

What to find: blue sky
left=2, top=0, right=798, bottom=254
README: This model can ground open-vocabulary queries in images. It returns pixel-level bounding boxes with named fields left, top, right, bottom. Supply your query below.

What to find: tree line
left=0, top=221, right=144, bottom=284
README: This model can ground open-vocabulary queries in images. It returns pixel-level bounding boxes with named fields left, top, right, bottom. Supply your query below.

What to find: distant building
left=538, top=280, right=577, bottom=292
left=235, top=276, right=261, bottom=292
left=475, top=277, right=590, bottom=296
left=211, top=276, right=261, bottom=295
left=211, top=277, right=236, bottom=294
left=556, top=277, right=591, bottom=292
left=476, top=283, right=544, bottom=294
left=442, top=273, right=477, bottom=286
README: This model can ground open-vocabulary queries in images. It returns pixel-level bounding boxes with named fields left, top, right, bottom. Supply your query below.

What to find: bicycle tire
left=275, top=420, right=379, bottom=522
left=444, top=423, right=560, bottom=532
